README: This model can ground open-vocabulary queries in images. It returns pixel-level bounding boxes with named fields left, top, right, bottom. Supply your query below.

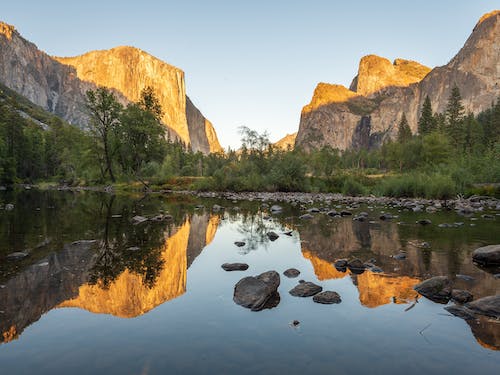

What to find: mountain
left=296, top=10, right=500, bottom=151
left=273, top=132, right=297, bottom=150
left=0, top=22, right=222, bottom=154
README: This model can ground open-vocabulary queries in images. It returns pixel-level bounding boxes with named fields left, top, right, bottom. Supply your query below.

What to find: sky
left=1, top=0, right=497, bottom=149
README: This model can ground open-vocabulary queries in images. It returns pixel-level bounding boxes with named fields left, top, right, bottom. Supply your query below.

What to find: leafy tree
left=86, top=88, right=123, bottom=182
left=397, top=113, right=412, bottom=143
left=421, top=131, right=451, bottom=166
left=418, top=96, right=435, bottom=135
left=138, top=86, right=163, bottom=121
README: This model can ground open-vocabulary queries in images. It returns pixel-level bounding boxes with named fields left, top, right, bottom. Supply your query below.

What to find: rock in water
left=270, top=205, right=282, bottom=213
left=289, top=282, right=322, bottom=297
left=347, top=258, right=365, bottom=273
left=131, top=215, right=148, bottom=224
left=234, top=241, right=246, bottom=247
left=451, top=289, right=473, bottom=304
left=472, top=244, right=500, bottom=266
left=222, top=263, right=249, bottom=271
left=446, top=294, right=500, bottom=320
left=233, top=271, right=280, bottom=311
left=414, top=276, right=451, bottom=303
left=283, top=268, right=301, bottom=278
left=267, top=231, right=279, bottom=241
left=313, top=291, right=342, bottom=304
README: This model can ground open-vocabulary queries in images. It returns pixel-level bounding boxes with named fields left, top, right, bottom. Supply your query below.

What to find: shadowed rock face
left=273, top=133, right=297, bottom=151
left=0, top=23, right=221, bottom=154
left=296, top=11, right=500, bottom=151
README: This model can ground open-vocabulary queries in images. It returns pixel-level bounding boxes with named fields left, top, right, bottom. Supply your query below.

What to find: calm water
left=0, top=190, right=499, bottom=374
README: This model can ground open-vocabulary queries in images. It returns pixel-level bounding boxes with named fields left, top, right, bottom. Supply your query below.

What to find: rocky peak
left=350, top=54, right=431, bottom=96
left=0, top=22, right=15, bottom=40
left=304, top=83, right=358, bottom=113
left=273, top=132, right=297, bottom=150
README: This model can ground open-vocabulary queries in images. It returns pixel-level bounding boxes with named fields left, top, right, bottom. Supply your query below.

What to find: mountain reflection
left=0, top=196, right=219, bottom=342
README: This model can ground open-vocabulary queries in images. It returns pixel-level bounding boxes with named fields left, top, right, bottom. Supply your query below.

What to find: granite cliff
left=296, top=11, right=500, bottom=151
left=0, top=22, right=222, bottom=154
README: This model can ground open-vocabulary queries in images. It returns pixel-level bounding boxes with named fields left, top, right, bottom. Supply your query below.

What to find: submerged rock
left=347, top=258, right=365, bottom=273
left=267, top=231, right=279, bottom=241
left=289, top=281, right=322, bottom=297
left=472, top=244, right=500, bottom=266
left=451, top=289, right=473, bottom=304
left=283, top=268, right=301, bottom=278
left=379, top=213, right=393, bottom=220
left=299, top=213, right=314, bottom=220
left=335, top=259, right=348, bottom=268
left=313, top=291, right=342, bottom=304
left=222, top=263, right=249, bottom=271
left=234, top=241, right=246, bottom=247
left=270, top=205, right=283, bottom=213
left=131, top=215, right=148, bottom=224
left=233, top=270, right=280, bottom=311
left=414, top=276, right=452, bottom=303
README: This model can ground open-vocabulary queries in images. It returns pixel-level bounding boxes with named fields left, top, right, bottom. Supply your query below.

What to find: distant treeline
left=0, top=84, right=499, bottom=198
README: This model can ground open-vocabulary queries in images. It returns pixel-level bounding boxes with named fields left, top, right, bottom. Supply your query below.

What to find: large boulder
left=414, top=276, right=452, bottom=303
left=233, top=271, right=280, bottom=311
left=472, top=245, right=500, bottom=266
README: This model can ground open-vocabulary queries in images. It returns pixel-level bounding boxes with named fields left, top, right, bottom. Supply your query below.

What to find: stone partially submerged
left=233, top=271, right=280, bottom=311
left=413, top=276, right=452, bottom=303
left=446, top=295, right=500, bottom=320
left=472, top=245, right=500, bottom=266
left=289, top=281, right=322, bottom=297
left=222, top=263, right=249, bottom=271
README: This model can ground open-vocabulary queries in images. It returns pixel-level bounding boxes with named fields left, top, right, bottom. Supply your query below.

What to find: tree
left=86, top=88, right=123, bottom=182
left=138, top=86, right=163, bottom=121
left=117, top=103, right=167, bottom=175
left=397, top=113, right=412, bottom=143
left=445, top=85, right=465, bottom=150
left=418, top=96, right=435, bottom=135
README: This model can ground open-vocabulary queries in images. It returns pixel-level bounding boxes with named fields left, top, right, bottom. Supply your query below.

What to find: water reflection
left=0, top=192, right=498, bottom=353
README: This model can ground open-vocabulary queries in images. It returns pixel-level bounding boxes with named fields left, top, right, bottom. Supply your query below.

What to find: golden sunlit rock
left=273, top=133, right=297, bottom=151
left=351, top=55, right=430, bottom=96
left=58, top=220, right=191, bottom=318
left=0, top=22, right=14, bottom=40
left=303, top=83, right=358, bottom=113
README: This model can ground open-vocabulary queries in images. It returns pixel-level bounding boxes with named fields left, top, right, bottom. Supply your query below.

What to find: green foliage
left=418, top=96, right=436, bottom=135
left=445, top=85, right=465, bottom=150
left=377, top=173, right=456, bottom=199
left=397, top=113, right=412, bottom=143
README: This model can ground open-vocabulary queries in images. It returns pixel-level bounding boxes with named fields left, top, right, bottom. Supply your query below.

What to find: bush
left=376, top=172, right=456, bottom=199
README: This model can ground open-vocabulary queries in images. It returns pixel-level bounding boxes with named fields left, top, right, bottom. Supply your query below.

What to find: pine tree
left=445, top=85, right=465, bottom=150
left=418, top=96, right=435, bottom=135
left=397, top=113, right=412, bottom=143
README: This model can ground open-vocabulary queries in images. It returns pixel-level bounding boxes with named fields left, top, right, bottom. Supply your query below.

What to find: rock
left=353, top=215, right=367, bottom=222
left=267, top=231, right=279, bottom=241
left=212, top=204, right=223, bottom=212
left=417, top=219, right=432, bottom=225
left=6, top=252, right=28, bottom=260
left=5, top=203, right=14, bottom=211
left=451, top=289, right=473, bottom=304
left=456, top=274, right=475, bottom=282
left=334, top=259, right=348, bottom=268
left=299, top=213, right=314, bottom=220
left=234, top=241, right=246, bottom=247
left=472, top=244, right=500, bottom=266
left=426, top=206, right=437, bottom=213
left=414, top=276, right=452, bottom=303
left=313, top=291, right=342, bottom=304
left=283, top=230, right=293, bottom=236
left=308, top=207, right=320, bottom=213
left=327, top=210, right=339, bottom=217
left=379, top=213, right=393, bottom=220
left=464, top=295, right=500, bottom=319
left=369, top=266, right=384, bottom=273
left=347, top=258, right=365, bottom=272
left=222, top=263, right=249, bottom=271
left=340, top=210, right=352, bottom=216
left=446, top=295, right=500, bottom=320
left=291, top=320, right=300, bottom=327
left=131, top=215, right=148, bottom=224
left=233, top=271, right=280, bottom=311
left=481, top=214, right=495, bottom=219
left=283, top=268, right=300, bottom=278
left=393, top=253, right=406, bottom=260
left=289, top=281, right=323, bottom=297
left=127, top=246, right=140, bottom=251
left=270, top=205, right=283, bottom=213
left=71, top=240, right=97, bottom=246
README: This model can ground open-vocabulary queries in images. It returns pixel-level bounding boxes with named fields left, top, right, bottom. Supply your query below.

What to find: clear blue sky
left=1, top=1, right=497, bottom=149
